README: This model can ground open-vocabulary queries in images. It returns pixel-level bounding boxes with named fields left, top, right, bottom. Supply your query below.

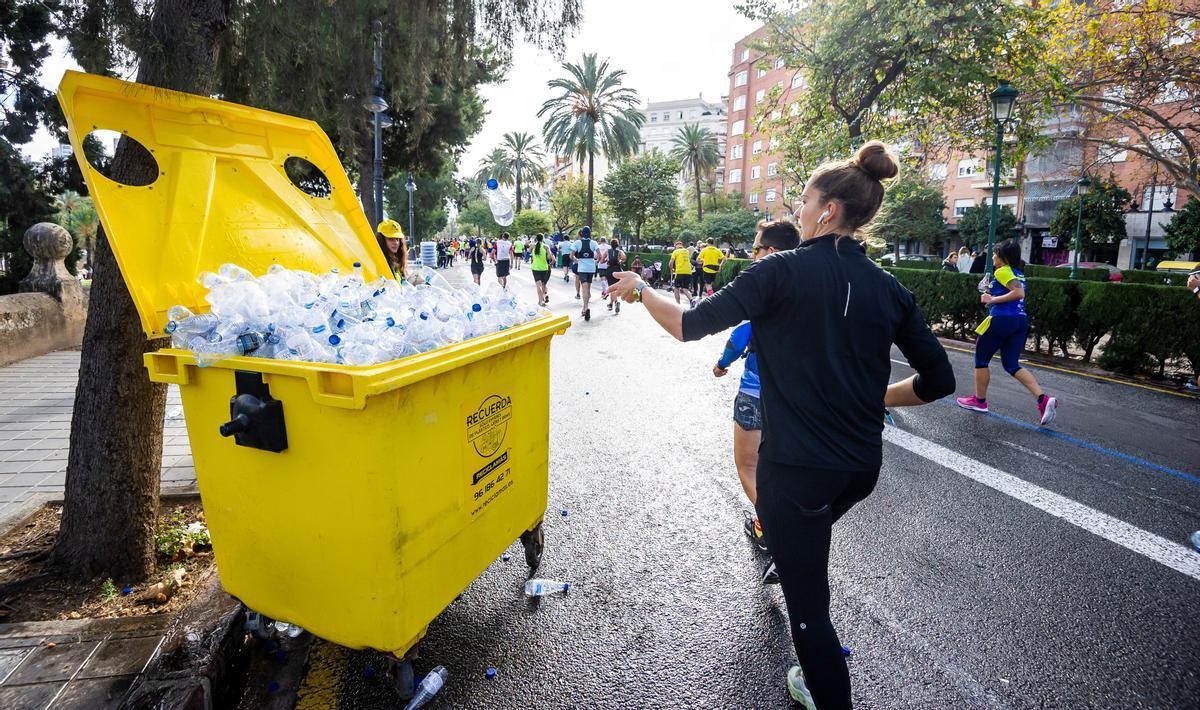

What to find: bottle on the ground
left=524, top=579, right=570, bottom=597
left=403, top=665, right=449, bottom=710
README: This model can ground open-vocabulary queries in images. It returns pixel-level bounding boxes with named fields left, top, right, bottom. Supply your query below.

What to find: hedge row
left=1022, top=263, right=1110, bottom=281
left=887, top=268, right=1200, bottom=377
left=1118, top=270, right=1193, bottom=287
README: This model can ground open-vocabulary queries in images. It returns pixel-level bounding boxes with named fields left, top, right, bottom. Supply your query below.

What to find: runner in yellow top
left=669, top=239, right=696, bottom=307
left=698, top=241, right=726, bottom=296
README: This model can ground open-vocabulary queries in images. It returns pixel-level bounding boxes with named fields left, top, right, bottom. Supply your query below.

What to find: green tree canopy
left=599, top=152, right=681, bottom=239
left=1164, top=197, right=1200, bottom=257
left=1048, top=178, right=1132, bottom=249
left=383, top=165, right=454, bottom=243
left=512, top=209, right=551, bottom=236
left=701, top=209, right=760, bottom=244
left=540, top=53, right=644, bottom=226
left=457, top=199, right=504, bottom=238
left=957, top=202, right=1017, bottom=249
left=0, top=140, right=57, bottom=293
left=499, top=132, right=547, bottom=213
left=871, top=175, right=947, bottom=255
left=671, top=123, right=720, bottom=221
left=549, top=174, right=608, bottom=235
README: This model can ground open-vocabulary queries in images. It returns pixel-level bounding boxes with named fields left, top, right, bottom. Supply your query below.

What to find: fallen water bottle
left=1191, top=530, right=1200, bottom=553
left=273, top=620, right=305, bottom=638
left=524, top=579, right=569, bottom=597
left=485, top=178, right=514, bottom=226
left=403, top=665, right=449, bottom=710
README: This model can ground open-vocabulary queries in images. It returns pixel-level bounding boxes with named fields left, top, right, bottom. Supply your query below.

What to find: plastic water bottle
left=485, top=178, right=514, bottom=226
left=1190, top=530, right=1200, bottom=553
left=403, top=666, right=448, bottom=710
left=524, top=579, right=569, bottom=597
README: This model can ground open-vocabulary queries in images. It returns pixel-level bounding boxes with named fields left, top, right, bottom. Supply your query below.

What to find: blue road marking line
left=940, top=399, right=1200, bottom=486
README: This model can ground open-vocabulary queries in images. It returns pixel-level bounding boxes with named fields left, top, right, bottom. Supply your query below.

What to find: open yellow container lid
left=56, top=70, right=394, bottom=338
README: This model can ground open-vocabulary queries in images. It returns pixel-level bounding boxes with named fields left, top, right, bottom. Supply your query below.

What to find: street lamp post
left=1070, top=176, right=1091, bottom=279
left=984, top=82, right=1019, bottom=283
left=1136, top=177, right=1172, bottom=269
left=361, top=20, right=388, bottom=227
left=405, top=174, right=417, bottom=243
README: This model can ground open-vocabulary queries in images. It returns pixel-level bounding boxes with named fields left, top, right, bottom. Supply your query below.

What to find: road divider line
left=884, top=426, right=1200, bottom=582
left=295, top=640, right=350, bottom=710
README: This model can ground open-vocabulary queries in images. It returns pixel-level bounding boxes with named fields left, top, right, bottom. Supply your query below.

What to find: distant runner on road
left=668, top=239, right=696, bottom=308
left=530, top=233, right=551, bottom=306
left=956, top=238, right=1058, bottom=425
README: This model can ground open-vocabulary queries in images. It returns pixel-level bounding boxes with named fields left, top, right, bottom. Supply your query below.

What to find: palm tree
left=474, top=148, right=512, bottom=188
left=671, top=124, right=721, bottom=222
left=500, top=132, right=547, bottom=214
left=539, top=53, right=644, bottom=226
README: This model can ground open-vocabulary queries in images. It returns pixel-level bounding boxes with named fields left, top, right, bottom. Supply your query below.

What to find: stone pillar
left=19, top=222, right=86, bottom=316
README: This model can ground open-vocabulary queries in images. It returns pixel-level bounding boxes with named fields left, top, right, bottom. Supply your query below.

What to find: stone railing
left=0, top=223, right=88, bottom=367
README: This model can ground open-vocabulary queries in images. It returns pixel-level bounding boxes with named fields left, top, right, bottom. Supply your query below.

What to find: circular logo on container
left=466, top=394, right=512, bottom=458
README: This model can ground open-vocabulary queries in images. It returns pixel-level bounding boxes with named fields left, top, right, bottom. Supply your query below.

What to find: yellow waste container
left=57, top=71, right=570, bottom=671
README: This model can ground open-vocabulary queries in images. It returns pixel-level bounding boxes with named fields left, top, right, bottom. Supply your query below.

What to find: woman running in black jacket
left=608, top=141, right=956, bottom=709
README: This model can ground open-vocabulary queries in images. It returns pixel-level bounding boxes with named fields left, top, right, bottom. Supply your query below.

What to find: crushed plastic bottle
left=167, top=263, right=549, bottom=367
left=1191, top=530, right=1200, bottom=553
left=403, top=665, right=448, bottom=710
left=524, top=579, right=570, bottom=597
left=485, top=178, right=514, bottom=226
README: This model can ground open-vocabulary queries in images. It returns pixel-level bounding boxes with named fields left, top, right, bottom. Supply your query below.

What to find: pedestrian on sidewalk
left=495, top=233, right=513, bottom=288
left=604, top=238, right=625, bottom=315
left=941, top=252, right=959, bottom=272
left=712, top=220, right=799, bottom=570
left=530, top=233, right=551, bottom=306
left=468, top=238, right=485, bottom=286
left=570, top=226, right=598, bottom=321
left=957, top=238, right=1059, bottom=425
left=607, top=140, right=956, bottom=710
left=957, top=246, right=972, bottom=273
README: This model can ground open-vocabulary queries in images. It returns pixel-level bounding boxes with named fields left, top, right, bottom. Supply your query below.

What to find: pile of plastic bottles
left=165, top=262, right=547, bottom=367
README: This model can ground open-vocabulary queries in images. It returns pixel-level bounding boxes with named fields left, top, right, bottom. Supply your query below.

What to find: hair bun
left=852, top=140, right=899, bottom=181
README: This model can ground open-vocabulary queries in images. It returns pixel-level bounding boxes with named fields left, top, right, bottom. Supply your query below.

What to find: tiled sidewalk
left=0, top=351, right=197, bottom=525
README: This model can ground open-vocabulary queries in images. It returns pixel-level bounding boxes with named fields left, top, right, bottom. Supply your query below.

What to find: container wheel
left=391, top=658, right=415, bottom=700
left=245, top=610, right=275, bottom=641
left=520, top=523, right=544, bottom=571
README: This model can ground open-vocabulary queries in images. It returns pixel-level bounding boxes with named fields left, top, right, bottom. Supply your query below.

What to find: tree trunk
left=51, top=0, right=232, bottom=583
left=515, top=172, right=523, bottom=215
left=586, top=151, right=594, bottom=228
left=695, top=170, right=703, bottom=222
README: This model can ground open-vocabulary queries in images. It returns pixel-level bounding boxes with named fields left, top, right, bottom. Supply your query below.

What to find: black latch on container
left=219, top=371, right=288, bottom=453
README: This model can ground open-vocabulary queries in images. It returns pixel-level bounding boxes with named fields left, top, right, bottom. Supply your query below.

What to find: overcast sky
left=21, top=1, right=760, bottom=174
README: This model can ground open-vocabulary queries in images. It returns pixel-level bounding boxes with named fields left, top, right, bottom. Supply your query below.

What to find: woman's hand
left=713, top=365, right=728, bottom=378
left=980, top=293, right=993, bottom=305
left=607, top=271, right=643, bottom=303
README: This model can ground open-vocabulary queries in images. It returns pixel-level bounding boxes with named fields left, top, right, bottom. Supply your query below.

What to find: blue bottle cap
left=165, top=321, right=178, bottom=333
left=120, top=586, right=132, bottom=595
left=486, top=667, right=497, bottom=679
left=337, top=319, right=345, bottom=329
left=561, top=509, right=568, bottom=517
left=312, top=325, right=326, bottom=333
left=328, top=334, right=341, bottom=346
left=842, top=645, right=852, bottom=657
left=487, top=178, right=498, bottom=190
left=386, top=317, right=396, bottom=327
left=562, top=582, right=570, bottom=593
left=472, top=304, right=481, bottom=312
left=420, top=313, right=429, bottom=320
left=353, top=261, right=361, bottom=267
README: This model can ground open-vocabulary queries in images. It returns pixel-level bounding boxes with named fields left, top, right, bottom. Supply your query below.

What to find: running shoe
left=574, top=293, right=580, bottom=299
left=762, top=560, right=779, bottom=585
left=785, top=666, right=817, bottom=710
left=956, top=395, right=988, bottom=413
left=1038, top=395, right=1058, bottom=426
left=743, top=511, right=768, bottom=552
left=583, top=308, right=590, bottom=322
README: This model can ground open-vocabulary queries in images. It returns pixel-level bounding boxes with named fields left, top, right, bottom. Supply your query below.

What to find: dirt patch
left=0, top=502, right=216, bottom=623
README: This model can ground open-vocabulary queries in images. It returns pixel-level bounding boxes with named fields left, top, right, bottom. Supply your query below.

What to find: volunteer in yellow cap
left=377, top=219, right=407, bottom=278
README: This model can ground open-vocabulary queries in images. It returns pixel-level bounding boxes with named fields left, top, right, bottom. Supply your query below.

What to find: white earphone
left=817, top=209, right=830, bottom=224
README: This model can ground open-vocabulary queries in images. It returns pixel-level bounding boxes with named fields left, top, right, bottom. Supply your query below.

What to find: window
left=957, top=159, right=980, bottom=178
left=791, top=73, right=802, bottom=89
left=1142, top=184, right=1176, bottom=208
left=733, top=95, right=746, bottom=111
left=1098, top=137, right=1129, bottom=163
left=928, top=163, right=948, bottom=180
left=775, top=57, right=785, bottom=70
left=953, top=198, right=975, bottom=216
left=734, top=71, right=748, bottom=87
left=755, top=89, right=765, bottom=104
left=752, top=140, right=763, bottom=154
left=769, top=136, right=780, bottom=150
left=732, top=119, right=745, bottom=135
left=767, top=162, right=778, bottom=176
left=749, top=192, right=759, bottom=204
left=1155, top=82, right=1189, bottom=104
left=789, top=102, right=800, bottom=116
left=678, top=111, right=684, bottom=120
left=731, top=144, right=744, bottom=159
left=649, top=113, right=657, bottom=123
left=750, top=165, right=761, bottom=179
left=1152, top=131, right=1183, bottom=157
left=757, top=67, right=767, bottom=79
left=662, top=112, right=670, bottom=122
left=740, top=48, right=750, bottom=62
left=766, top=189, right=777, bottom=202
left=771, top=110, right=781, bottom=121
left=729, top=169, right=742, bottom=184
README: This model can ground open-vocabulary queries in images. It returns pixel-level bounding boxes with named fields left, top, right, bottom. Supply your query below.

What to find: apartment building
left=638, top=97, right=728, bottom=191
left=723, top=26, right=805, bottom=221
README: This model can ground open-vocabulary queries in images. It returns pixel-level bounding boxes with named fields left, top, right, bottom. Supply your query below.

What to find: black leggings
left=755, top=459, right=880, bottom=710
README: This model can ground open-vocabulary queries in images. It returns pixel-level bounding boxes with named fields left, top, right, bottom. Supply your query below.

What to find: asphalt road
left=259, top=260, right=1200, bottom=709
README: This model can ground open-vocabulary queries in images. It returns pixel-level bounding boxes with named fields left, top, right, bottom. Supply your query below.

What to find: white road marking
left=884, top=426, right=1200, bottom=582
left=999, top=440, right=1054, bottom=463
